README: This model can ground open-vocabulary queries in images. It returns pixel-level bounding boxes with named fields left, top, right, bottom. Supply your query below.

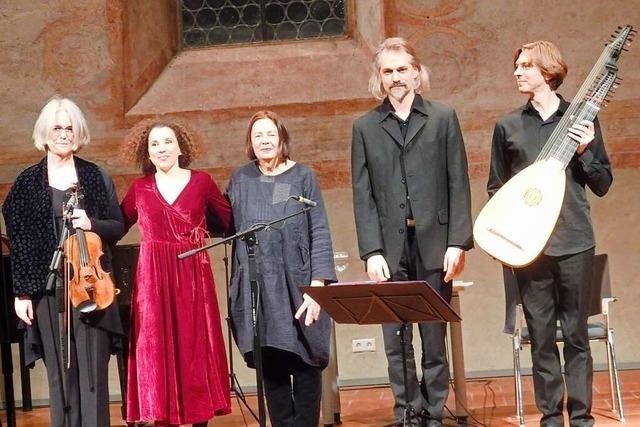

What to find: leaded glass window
left=181, top=0, right=346, bottom=47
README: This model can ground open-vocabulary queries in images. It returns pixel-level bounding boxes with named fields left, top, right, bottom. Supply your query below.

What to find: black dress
left=2, top=157, right=124, bottom=427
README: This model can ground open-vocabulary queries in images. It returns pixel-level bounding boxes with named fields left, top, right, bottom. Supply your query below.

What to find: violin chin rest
left=78, top=300, right=97, bottom=313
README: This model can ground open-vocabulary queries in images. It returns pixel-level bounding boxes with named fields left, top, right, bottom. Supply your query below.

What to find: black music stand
left=303, top=281, right=461, bottom=427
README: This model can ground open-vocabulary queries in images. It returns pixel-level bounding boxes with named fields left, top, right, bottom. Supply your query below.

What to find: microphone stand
left=222, top=241, right=258, bottom=422
left=179, top=206, right=312, bottom=427
left=45, top=204, right=73, bottom=427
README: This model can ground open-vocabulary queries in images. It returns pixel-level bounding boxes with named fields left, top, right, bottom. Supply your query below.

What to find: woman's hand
left=294, top=280, right=324, bottom=326
left=14, top=296, right=33, bottom=325
left=70, top=208, right=92, bottom=230
left=295, top=294, right=321, bottom=326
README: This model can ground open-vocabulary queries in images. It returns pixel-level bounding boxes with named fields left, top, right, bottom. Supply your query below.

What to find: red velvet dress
left=121, top=171, right=232, bottom=425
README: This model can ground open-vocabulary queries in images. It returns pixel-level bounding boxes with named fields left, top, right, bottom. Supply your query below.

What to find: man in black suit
left=351, top=37, right=473, bottom=426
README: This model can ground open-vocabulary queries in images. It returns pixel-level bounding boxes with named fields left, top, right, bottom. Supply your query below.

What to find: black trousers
left=515, top=248, right=595, bottom=427
left=262, top=347, right=322, bottom=427
left=35, top=294, right=112, bottom=427
left=382, top=228, right=451, bottom=425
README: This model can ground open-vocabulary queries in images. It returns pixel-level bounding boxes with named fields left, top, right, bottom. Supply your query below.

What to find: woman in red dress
left=120, top=120, right=232, bottom=426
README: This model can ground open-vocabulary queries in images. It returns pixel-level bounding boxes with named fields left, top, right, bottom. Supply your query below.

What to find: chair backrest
left=502, top=266, right=520, bottom=335
left=502, top=253, right=611, bottom=333
left=588, top=253, right=611, bottom=317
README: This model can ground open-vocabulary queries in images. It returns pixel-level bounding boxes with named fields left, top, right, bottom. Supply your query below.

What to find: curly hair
left=123, top=119, right=199, bottom=175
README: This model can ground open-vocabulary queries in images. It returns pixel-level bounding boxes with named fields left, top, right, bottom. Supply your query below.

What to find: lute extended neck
left=537, top=25, right=634, bottom=169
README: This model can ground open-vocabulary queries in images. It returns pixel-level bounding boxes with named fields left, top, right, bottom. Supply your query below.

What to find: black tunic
left=227, top=162, right=336, bottom=369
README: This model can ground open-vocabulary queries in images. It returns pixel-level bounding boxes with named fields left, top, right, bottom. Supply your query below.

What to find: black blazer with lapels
left=351, top=95, right=473, bottom=273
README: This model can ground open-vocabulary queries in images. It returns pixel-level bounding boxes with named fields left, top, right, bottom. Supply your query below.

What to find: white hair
left=32, top=95, right=91, bottom=152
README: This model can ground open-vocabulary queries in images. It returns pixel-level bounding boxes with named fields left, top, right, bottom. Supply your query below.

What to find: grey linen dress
left=227, top=162, right=336, bottom=369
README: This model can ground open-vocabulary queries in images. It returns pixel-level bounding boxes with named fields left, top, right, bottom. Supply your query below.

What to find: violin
left=63, top=185, right=118, bottom=313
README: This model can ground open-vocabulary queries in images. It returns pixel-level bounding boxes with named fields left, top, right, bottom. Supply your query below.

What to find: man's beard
left=388, top=85, right=411, bottom=102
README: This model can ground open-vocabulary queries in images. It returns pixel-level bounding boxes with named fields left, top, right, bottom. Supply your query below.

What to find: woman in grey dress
left=227, top=110, right=336, bottom=426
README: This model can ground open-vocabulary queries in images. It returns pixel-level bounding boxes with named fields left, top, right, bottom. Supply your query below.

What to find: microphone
left=290, top=195, right=317, bottom=207
left=177, top=248, right=199, bottom=260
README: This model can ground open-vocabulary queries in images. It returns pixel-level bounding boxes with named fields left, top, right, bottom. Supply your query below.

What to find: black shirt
left=487, top=96, right=613, bottom=256
left=380, top=95, right=429, bottom=219
left=379, top=95, right=428, bottom=141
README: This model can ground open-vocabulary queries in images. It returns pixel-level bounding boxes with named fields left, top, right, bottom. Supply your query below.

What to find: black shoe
left=390, top=414, right=422, bottom=427
left=389, top=421, right=421, bottom=427
left=418, top=411, right=442, bottom=427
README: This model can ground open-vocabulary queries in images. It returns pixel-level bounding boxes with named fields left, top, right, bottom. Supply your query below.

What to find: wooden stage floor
left=2, top=370, right=639, bottom=426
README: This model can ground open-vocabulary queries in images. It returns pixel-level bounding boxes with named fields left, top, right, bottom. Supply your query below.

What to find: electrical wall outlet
left=352, top=338, right=376, bottom=353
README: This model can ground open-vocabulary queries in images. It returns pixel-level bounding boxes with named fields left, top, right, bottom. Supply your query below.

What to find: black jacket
left=2, top=156, right=124, bottom=296
left=351, top=95, right=473, bottom=273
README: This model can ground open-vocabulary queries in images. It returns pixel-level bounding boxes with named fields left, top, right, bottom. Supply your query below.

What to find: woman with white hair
left=2, top=96, right=125, bottom=427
